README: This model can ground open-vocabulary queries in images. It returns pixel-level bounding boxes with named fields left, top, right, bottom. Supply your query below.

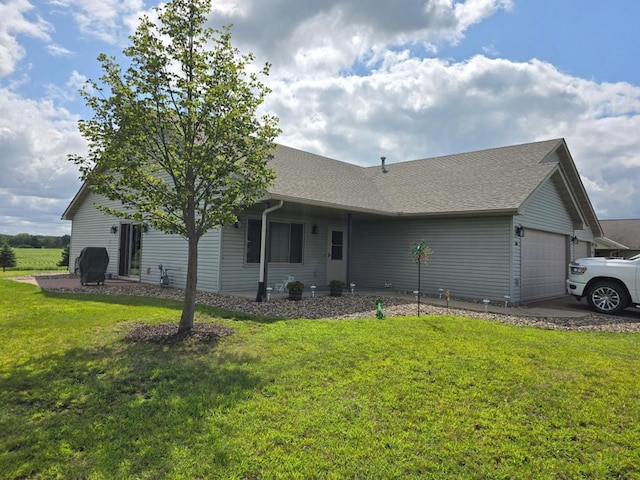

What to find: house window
left=245, top=220, right=304, bottom=264
left=246, top=219, right=262, bottom=263
left=269, top=222, right=303, bottom=263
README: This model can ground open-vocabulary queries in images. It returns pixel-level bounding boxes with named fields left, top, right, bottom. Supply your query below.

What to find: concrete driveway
left=525, top=294, right=640, bottom=320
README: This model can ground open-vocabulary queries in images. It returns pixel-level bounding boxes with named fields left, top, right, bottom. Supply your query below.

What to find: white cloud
left=0, top=88, right=86, bottom=235
left=0, top=0, right=52, bottom=77
left=212, top=0, right=513, bottom=77
left=454, top=0, right=513, bottom=32
left=2, top=0, right=638, bottom=235
left=261, top=53, right=640, bottom=219
left=66, top=70, right=87, bottom=90
left=46, top=43, right=73, bottom=57
left=52, top=0, right=145, bottom=44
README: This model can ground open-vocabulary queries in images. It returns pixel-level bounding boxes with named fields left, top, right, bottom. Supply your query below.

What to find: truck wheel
left=586, top=281, right=629, bottom=315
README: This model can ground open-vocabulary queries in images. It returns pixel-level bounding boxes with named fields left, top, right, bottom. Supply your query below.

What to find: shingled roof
left=62, top=137, right=602, bottom=237
left=599, top=219, right=640, bottom=249
left=265, top=145, right=392, bottom=214
left=266, top=138, right=601, bottom=236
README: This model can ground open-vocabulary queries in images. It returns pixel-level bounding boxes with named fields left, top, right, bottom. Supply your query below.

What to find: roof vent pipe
left=381, top=156, right=388, bottom=174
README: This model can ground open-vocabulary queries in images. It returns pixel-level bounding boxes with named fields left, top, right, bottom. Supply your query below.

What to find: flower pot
left=329, top=287, right=343, bottom=297
left=288, top=291, right=303, bottom=301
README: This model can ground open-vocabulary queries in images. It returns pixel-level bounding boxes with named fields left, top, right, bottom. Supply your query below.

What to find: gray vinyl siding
left=137, top=230, right=186, bottom=286
left=512, top=176, right=594, bottom=302
left=68, top=191, right=124, bottom=277
left=543, top=151, right=561, bottom=164
left=516, top=177, right=574, bottom=234
left=219, top=211, right=340, bottom=292
left=350, top=216, right=512, bottom=302
left=512, top=178, right=572, bottom=303
left=512, top=222, right=522, bottom=304
left=572, top=225, right=595, bottom=259
left=68, top=191, right=222, bottom=291
left=138, top=230, right=221, bottom=292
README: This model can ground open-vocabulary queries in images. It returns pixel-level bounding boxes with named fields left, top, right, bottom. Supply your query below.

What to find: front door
left=326, top=227, right=347, bottom=284
left=118, top=223, right=142, bottom=279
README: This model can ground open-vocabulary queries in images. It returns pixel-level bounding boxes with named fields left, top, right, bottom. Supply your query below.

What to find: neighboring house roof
left=599, top=219, right=640, bottom=249
left=594, top=236, right=630, bottom=250
left=62, top=138, right=602, bottom=237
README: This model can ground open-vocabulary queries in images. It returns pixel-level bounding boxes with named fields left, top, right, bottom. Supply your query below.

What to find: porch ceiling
left=246, top=199, right=393, bottom=222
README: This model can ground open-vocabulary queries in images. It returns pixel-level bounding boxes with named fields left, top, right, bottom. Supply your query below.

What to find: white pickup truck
left=566, top=254, right=640, bottom=314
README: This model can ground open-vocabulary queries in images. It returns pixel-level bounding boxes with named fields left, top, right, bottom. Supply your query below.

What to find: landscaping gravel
left=20, top=274, right=640, bottom=333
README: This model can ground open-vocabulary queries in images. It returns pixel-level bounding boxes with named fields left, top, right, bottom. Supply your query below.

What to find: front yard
left=1, top=279, right=639, bottom=479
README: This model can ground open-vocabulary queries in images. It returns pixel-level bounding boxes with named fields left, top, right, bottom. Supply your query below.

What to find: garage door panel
left=521, top=229, right=567, bottom=302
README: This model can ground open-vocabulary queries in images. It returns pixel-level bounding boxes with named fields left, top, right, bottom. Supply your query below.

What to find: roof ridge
left=365, top=138, right=563, bottom=168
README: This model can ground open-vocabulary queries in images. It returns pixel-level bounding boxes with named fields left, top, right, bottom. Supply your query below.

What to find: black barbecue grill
left=78, top=247, right=110, bottom=286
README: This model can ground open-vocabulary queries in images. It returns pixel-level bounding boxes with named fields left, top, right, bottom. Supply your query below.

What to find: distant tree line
left=0, top=233, right=70, bottom=249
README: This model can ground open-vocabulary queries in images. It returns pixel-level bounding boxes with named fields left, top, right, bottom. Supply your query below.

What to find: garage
left=521, top=229, right=568, bottom=302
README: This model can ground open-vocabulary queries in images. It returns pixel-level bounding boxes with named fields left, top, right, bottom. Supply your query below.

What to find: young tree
left=0, top=243, right=17, bottom=272
left=69, top=0, right=280, bottom=333
left=57, top=245, right=70, bottom=267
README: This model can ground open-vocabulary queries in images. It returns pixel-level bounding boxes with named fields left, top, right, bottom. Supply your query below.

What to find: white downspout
left=256, top=200, right=284, bottom=302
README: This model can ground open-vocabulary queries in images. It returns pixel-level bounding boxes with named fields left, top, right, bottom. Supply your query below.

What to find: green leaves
left=70, top=0, right=280, bottom=241
left=0, top=243, right=17, bottom=272
left=68, top=0, right=281, bottom=330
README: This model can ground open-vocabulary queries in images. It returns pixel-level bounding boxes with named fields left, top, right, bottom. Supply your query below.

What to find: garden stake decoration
left=409, top=240, right=433, bottom=317
left=375, top=299, right=386, bottom=319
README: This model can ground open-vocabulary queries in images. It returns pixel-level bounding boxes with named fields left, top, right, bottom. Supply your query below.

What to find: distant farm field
left=11, top=248, right=66, bottom=272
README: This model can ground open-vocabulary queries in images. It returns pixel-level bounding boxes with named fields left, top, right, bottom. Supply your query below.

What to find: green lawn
left=7, top=247, right=67, bottom=272
left=1, top=279, right=639, bottom=479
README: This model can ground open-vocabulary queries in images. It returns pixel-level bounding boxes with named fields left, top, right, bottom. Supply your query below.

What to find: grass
left=5, top=247, right=66, bottom=272
left=1, top=278, right=639, bottom=479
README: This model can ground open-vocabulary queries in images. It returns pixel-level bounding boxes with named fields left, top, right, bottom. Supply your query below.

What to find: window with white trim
left=246, top=220, right=304, bottom=264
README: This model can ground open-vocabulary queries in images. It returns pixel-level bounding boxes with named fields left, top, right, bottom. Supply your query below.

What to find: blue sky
left=444, top=1, right=640, bottom=85
left=1, top=0, right=639, bottom=236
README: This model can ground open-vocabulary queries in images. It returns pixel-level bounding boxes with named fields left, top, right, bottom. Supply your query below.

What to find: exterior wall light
left=110, top=225, right=118, bottom=234
left=311, top=224, right=318, bottom=235
left=515, top=225, right=525, bottom=237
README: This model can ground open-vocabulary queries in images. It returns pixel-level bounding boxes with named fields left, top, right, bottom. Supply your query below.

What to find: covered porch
left=219, top=199, right=389, bottom=299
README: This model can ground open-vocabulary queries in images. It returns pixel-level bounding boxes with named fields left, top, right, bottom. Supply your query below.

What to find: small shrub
left=57, top=245, right=70, bottom=267
left=0, top=243, right=17, bottom=272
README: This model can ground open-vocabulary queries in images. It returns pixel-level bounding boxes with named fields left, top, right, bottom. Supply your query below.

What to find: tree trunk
left=179, top=233, right=199, bottom=333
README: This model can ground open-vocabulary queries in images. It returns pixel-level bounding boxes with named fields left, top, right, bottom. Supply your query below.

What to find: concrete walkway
left=14, top=274, right=147, bottom=290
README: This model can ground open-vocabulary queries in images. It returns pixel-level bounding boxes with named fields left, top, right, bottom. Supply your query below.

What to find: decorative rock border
left=15, top=274, right=640, bottom=333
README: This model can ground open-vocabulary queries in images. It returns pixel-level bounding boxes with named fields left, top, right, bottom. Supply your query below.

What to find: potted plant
left=287, top=281, right=304, bottom=301
left=329, top=280, right=345, bottom=297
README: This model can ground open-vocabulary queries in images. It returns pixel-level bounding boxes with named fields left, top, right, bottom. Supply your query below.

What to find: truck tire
left=586, top=281, right=629, bottom=315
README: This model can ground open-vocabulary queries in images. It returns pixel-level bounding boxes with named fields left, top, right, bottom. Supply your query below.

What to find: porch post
left=255, top=200, right=284, bottom=302
left=346, top=213, right=353, bottom=286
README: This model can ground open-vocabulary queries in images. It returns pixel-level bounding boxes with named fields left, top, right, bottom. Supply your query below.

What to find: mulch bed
left=124, top=323, right=235, bottom=344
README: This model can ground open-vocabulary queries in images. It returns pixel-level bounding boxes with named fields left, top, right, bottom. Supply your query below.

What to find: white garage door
left=521, top=229, right=568, bottom=302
